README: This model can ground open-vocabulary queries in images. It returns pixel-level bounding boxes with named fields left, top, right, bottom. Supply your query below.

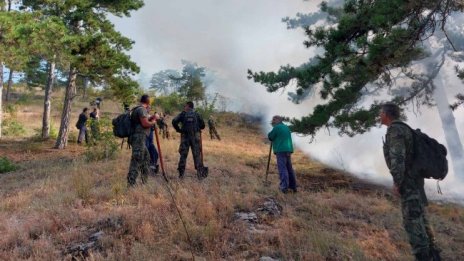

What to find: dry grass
left=1, top=94, right=463, bottom=260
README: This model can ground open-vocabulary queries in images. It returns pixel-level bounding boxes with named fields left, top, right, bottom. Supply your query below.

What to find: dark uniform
left=172, top=110, right=206, bottom=178
left=89, top=110, right=99, bottom=142
left=208, top=117, right=221, bottom=140
left=76, top=112, right=89, bottom=144
left=383, top=120, right=439, bottom=259
left=127, top=106, right=151, bottom=186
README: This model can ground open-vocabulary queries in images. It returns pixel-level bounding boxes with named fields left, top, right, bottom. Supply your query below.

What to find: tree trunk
left=0, top=62, right=3, bottom=139
left=433, top=72, right=464, bottom=180
left=55, top=67, right=77, bottom=149
left=5, top=69, right=13, bottom=101
left=83, top=77, right=89, bottom=99
left=42, top=61, right=55, bottom=139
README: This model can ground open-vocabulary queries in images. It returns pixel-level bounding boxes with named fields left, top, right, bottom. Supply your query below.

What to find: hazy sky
left=111, top=1, right=464, bottom=204
left=111, top=0, right=318, bottom=111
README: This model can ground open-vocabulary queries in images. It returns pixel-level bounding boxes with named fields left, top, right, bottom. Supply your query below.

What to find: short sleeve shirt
left=132, top=106, right=149, bottom=135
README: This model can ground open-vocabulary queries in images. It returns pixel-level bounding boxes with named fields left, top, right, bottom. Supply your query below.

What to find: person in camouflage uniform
left=381, top=103, right=441, bottom=261
left=172, top=101, right=206, bottom=179
left=127, top=95, right=158, bottom=186
left=207, top=116, right=221, bottom=140
left=89, top=108, right=100, bottom=144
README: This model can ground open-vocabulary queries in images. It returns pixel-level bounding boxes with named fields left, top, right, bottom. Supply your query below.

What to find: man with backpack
left=381, top=103, right=442, bottom=261
left=127, top=94, right=158, bottom=186
left=172, top=101, right=206, bottom=179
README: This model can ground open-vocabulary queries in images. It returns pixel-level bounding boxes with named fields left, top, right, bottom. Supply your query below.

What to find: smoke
left=111, top=1, right=464, bottom=205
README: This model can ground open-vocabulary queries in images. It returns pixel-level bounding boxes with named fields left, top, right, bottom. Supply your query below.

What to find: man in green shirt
left=268, top=115, right=297, bottom=193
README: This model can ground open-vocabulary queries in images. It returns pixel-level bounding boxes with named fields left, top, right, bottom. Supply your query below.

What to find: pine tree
left=249, top=0, right=464, bottom=137
left=21, top=0, right=144, bottom=149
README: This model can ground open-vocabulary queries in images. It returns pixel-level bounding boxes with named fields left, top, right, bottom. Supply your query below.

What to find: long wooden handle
left=265, top=143, right=272, bottom=183
left=154, top=126, right=168, bottom=182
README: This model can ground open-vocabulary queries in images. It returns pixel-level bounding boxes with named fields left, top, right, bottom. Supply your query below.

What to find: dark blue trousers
left=276, top=152, right=297, bottom=192
left=145, top=128, right=159, bottom=166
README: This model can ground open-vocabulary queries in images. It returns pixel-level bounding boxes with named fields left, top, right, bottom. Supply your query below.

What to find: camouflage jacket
left=383, top=120, right=427, bottom=204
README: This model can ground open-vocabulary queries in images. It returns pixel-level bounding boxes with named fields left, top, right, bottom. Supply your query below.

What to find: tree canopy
left=249, top=0, right=464, bottom=137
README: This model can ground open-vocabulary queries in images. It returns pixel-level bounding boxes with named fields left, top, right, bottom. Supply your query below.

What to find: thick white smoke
left=111, top=0, right=464, bottom=204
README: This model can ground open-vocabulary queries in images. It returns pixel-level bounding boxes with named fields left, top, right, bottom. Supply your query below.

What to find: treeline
left=149, top=60, right=228, bottom=118
left=0, top=0, right=144, bottom=148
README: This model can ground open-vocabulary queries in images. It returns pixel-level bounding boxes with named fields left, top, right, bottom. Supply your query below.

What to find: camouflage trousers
left=90, top=122, right=100, bottom=142
left=178, top=132, right=203, bottom=176
left=209, top=126, right=221, bottom=140
left=127, top=132, right=150, bottom=186
left=401, top=198, right=437, bottom=255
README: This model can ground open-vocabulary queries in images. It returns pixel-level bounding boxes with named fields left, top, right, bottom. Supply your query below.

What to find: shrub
left=5, top=104, right=18, bottom=117
left=0, top=157, right=18, bottom=173
left=155, top=93, right=186, bottom=114
left=16, top=92, right=34, bottom=105
left=3, top=119, right=26, bottom=137
left=84, top=116, right=119, bottom=162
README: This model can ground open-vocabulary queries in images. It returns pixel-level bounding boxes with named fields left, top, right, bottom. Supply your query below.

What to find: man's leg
left=190, top=134, right=204, bottom=178
left=177, top=135, right=190, bottom=177
left=127, top=133, right=146, bottom=186
left=401, top=199, right=431, bottom=258
left=78, top=127, right=84, bottom=144
left=84, top=127, right=89, bottom=144
left=423, top=207, right=441, bottom=260
left=213, top=127, right=221, bottom=140
left=286, top=153, right=297, bottom=191
left=276, top=152, right=289, bottom=192
left=140, top=144, right=150, bottom=184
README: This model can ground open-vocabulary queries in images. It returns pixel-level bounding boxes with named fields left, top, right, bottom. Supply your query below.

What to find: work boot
left=178, top=170, right=185, bottom=179
left=415, top=250, right=432, bottom=261
left=430, top=247, right=442, bottom=261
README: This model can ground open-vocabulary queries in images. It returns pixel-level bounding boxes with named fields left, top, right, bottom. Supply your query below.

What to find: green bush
left=84, top=116, right=119, bottom=161
left=155, top=93, right=186, bottom=114
left=5, top=104, right=18, bottom=117
left=0, top=157, right=18, bottom=173
left=3, top=119, right=26, bottom=137
left=16, top=92, right=34, bottom=105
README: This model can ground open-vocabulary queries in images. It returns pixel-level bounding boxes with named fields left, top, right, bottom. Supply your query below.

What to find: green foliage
left=84, top=116, right=119, bottom=162
left=155, top=93, right=187, bottom=114
left=16, top=92, right=34, bottom=105
left=196, top=93, right=219, bottom=119
left=3, top=119, right=26, bottom=137
left=249, top=0, right=462, bottom=137
left=5, top=104, right=18, bottom=117
left=0, top=157, right=18, bottom=174
left=150, top=69, right=182, bottom=95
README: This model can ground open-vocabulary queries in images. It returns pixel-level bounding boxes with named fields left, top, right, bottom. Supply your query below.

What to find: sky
left=111, top=1, right=464, bottom=204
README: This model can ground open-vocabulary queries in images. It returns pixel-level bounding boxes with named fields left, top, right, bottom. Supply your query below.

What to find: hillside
left=1, top=95, right=464, bottom=261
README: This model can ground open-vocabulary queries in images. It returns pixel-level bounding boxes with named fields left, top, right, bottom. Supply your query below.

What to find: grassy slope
left=0, top=96, right=463, bottom=261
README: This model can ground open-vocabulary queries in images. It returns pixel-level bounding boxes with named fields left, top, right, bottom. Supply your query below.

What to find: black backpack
left=182, top=111, right=199, bottom=133
left=393, top=122, right=448, bottom=180
left=112, top=106, right=141, bottom=138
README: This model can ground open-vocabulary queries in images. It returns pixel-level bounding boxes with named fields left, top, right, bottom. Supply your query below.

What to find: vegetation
left=0, top=157, right=17, bottom=173
left=0, top=95, right=463, bottom=260
left=249, top=0, right=464, bottom=137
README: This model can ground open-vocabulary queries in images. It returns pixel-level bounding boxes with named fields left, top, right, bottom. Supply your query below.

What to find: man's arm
left=387, top=126, right=407, bottom=189
left=268, top=125, right=278, bottom=141
left=172, top=113, right=183, bottom=133
left=198, top=114, right=205, bottom=130
left=140, top=116, right=156, bottom=128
